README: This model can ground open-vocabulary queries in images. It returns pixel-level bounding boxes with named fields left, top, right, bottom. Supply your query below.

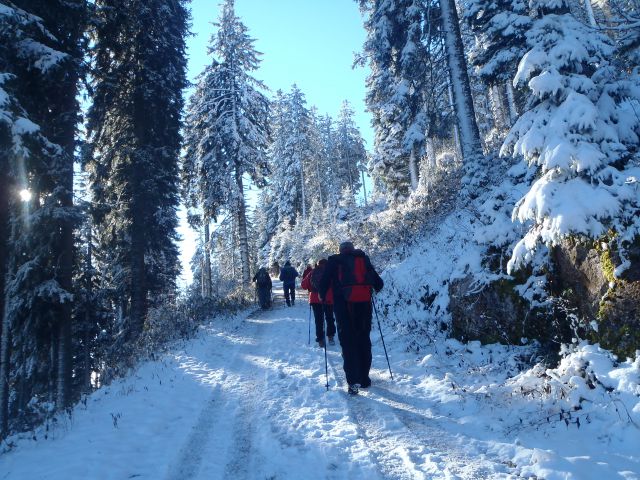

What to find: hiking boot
left=328, top=336, right=335, bottom=346
left=347, top=384, right=360, bottom=395
left=361, top=377, right=371, bottom=389
left=286, top=300, right=291, bottom=307
left=317, top=339, right=325, bottom=348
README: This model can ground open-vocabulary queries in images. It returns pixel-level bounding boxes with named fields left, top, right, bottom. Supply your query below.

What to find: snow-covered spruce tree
left=464, top=0, right=531, bottom=130
left=0, top=0, right=87, bottom=436
left=85, top=0, right=187, bottom=342
left=317, top=113, right=339, bottom=205
left=357, top=0, right=432, bottom=198
left=304, top=107, right=328, bottom=209
left=502, top=0, right=640, bottom=273
left=267, top=86, right=314, bottom=224
left=335, top=100, right=367, bottom=196
left=182, top=0, right=269, bottom=286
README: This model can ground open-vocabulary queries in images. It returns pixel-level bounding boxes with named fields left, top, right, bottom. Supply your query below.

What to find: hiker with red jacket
left=319, top=241, right=383, bottom=395
left=301, top=259, right=336, bottom=347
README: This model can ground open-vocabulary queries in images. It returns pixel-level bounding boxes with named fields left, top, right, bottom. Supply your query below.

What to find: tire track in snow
left=164, top=312, right=266, bottom=480
left=164, top=389, right=221, bottom=480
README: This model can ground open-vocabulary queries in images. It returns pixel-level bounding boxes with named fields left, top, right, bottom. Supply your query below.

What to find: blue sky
left=187, top=0, right=373, bottom=147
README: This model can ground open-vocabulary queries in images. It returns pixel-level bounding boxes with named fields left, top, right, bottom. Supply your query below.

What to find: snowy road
left=2, top=286, right=639, bottom=479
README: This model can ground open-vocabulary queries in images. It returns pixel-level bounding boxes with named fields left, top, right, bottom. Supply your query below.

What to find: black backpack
left=256, top=270, right=270, bottom=287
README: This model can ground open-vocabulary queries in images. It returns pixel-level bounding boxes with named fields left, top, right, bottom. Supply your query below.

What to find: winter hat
left=339, top=241, right=354, bottom=254
left=284, top=260, right=291, bottom=266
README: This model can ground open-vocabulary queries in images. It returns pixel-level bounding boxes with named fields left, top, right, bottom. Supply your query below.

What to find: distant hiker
left=319, top=241, right=383, bottom=395
left=279, top=260, right=299, bottom=307
left=301, top=259, right=336, bottom=348
left=252, top=267, right=272, bottom=309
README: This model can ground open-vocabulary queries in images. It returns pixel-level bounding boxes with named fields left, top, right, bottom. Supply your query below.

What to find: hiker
left=319, top=241, right=383, bottom=395
left=301, top=259, right=336, bottom=348
left=252, top=267, right=272, bottom=309
left=279, top=260, right=299, bottom=307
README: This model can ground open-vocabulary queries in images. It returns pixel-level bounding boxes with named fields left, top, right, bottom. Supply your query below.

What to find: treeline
left=183, top=1, right=368, bottom=297
left=0, top=0, right=188, bottom=438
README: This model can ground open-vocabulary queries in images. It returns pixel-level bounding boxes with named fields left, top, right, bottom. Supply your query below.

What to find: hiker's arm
left=367, top=257, right=384, bottom=292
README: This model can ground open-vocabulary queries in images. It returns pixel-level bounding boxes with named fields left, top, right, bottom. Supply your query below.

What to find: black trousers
left=283, top=284, right=295, bottom=305
left=324, top=304, right=336, bottom=338
left=333, top=300, right=372, bottom=386
left=311, top=303, right=337, bottom=341
left=257, top=286, right=271, bottom=309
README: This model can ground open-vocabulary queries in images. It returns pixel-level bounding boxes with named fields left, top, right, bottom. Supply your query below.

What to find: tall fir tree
left=335, top=100, right=367, bottom=196
left=182, top=0, right=269, bottom=285
left=0, top=0, right=86, bottom=437
left=85, top=0, right=187, bottom=342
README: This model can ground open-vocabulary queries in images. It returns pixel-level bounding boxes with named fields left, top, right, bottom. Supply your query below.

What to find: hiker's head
left=318, top=258, right=327, bottom=267
left=284, top=260, right=291, bottom=266
left=339, top=241, right=354, bottom=254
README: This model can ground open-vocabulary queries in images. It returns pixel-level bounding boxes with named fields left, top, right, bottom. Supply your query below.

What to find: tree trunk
left=489, top=85, right=508, bottom=131
left=0, top=295, right=11, bottom=438
left=408, top=147, right=419, bottom=191
left=315, top=156, right=324, bottom=208
left=235, top=169, right=251, bottom=285
left=55, top=112, right=75, bottom=413
left=447, top=82, right=462, bottom=161
left=0, top=157, right=7, bottom=350
left=203, top=220, right=212, bottom=298
left=299, top=155, right=307, bottom=221
left=583, top=0, right=597, bottom=26
left=361, top=169, right=368, bottom=207
left=440, top=0, right=483, bottom=163
left=82, top=238, right=93, bottom=393
left=130, top=219, right=147, bottom=337
left=505, top=82, right=518, bottom=126
left=426, top=137, right=437, bottom=169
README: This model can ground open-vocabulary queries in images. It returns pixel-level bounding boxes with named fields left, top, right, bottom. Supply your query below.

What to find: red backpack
left=338, top=255, right=372, bottom=302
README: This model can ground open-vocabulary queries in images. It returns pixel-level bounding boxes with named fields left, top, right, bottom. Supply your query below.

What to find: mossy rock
left=449, top=276, right=553, bottom=346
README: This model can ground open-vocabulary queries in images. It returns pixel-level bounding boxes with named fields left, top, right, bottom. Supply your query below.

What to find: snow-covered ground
left=2, top=284, right=639, bottom=479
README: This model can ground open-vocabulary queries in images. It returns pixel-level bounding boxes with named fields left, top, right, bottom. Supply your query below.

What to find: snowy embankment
left=2, top=280, right=639, bottom=479
left=374, top=204, right=640, bottom=479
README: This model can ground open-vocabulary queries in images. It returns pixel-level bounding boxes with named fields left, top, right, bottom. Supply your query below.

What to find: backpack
left=256, top=270, right=270, bottom=287
left=338, top=254, right=372, bottom=302
left=310, top=265, right=324, bottom=292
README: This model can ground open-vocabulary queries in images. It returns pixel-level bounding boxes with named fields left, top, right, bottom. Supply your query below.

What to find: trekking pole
left=323, top=317, right=329, bottom=391
left=308, top=304, right=312, bottom=345
left=372, top=295, right=393, bottom=380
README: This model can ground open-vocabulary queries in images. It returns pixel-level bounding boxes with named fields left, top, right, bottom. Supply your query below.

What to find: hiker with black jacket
left=301, top=259, right=336, bottom=347
left=252, top=267, right=272, bottom=309
left=319, top=241, right=383, bottom=395
left=279, top=261, right=299, bottom=307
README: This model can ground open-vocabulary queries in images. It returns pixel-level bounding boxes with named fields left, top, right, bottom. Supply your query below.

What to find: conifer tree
left=182, top=0, right=269, bottom=285
left=502, top=0, right=640, bottom=271
left=0, top=0, right=86, bottom=436
left=86, top=0, right=187, bottom=340
left=335, top=100, right=367, bottom=196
